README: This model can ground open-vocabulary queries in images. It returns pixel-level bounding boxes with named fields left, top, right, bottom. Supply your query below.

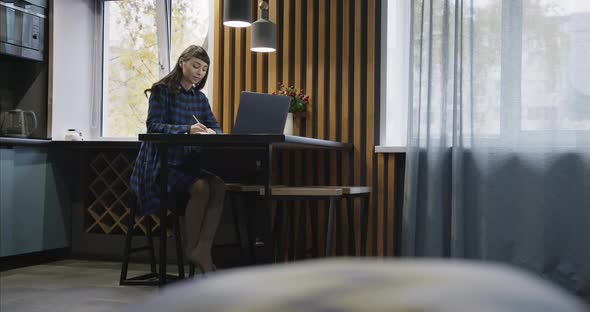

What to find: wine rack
left=85, top=152, right=165, bottom=235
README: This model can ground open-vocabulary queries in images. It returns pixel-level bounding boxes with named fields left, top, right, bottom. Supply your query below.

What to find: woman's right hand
left=190, top=123, right=209, bottom=134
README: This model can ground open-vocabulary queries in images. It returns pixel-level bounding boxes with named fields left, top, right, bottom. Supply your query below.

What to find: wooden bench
left=226, top=184, right=371, bottom=260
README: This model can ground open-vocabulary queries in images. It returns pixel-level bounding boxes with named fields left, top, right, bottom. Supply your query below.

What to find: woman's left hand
left=205, top=128, right=216, bottom=134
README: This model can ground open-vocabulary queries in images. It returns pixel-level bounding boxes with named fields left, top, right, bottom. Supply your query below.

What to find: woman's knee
left=208, top=176, right=226, bottom=194
left=189, top=179, right=209, bottom=195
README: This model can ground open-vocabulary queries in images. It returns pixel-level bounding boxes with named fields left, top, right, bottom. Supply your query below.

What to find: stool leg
left=243, top=193, right=256, bottom=264
left=335, top=204, right=343, bottom=256
left=361, top=195, right=369, bottom=256
left=325, top=197, right=335, bottom=257
left=311, top=201, right=319, bottom=258
left=296, top=201, right=307, bottom=259
left=288, top=202, right=296, bottom=261
left=229, top=192, right=245, bottom=261
left=347, top=197, right=356, bottom=256
left=146, top=217, right=157, bottom=273
left=272, top=201, right=281, bottom=262
left=173, top=214, right=185, bottom=278
left=278, top=202, right=289, bottom=262
left=120, top=204, right=136, bottom=284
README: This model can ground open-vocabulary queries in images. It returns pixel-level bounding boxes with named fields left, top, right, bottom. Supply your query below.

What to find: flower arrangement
left=272, top=82, right=309, bottom=114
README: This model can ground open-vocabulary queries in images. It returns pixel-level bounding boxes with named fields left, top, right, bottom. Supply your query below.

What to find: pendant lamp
left=250, top=0, right=276, bottom=52
left=223, top=0, right=252, bottom=28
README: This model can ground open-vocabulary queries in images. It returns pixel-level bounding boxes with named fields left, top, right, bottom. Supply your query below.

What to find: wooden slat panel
left=366, top=0, right=377, bottom=256
left=256, top=55, right=266, bottom=93
left=268, top=1, right=279, bottom=94
left=376, top=153, right=386, bottom=256
left=213, top=0, right=223, bottom=118
left=294, top=0, right=303, bottom=136
left=328, top=0, right=340, bottom=256
left=280, top=1, right=292, bottom=236
left=329, top=0, right=338, bottom=186
left=223, top=27, right=233, bottom=133
left=329, top=0, right=338, bottom=143
left=212, top=0, right=396, bottom=258
left=352, top=0, right=363, bottom=256
left=305, top=0, right=315, bottom=137
left=304, top=0, right=315, bottom=257
left=341, top=0, right=351, bottom=255
left=256, top=6, right=266, bottom=93
left=282, top=0, right=292, bottom=88
left=233, top=29, right=244, bottom=127
left=245, top=3, right=255, bottom=92
left=306, top=149, right=314, bottom=252
left=341, top=0, right=350, bottom=145
left=317, top=2, right=328, bottom=254
left=387, top=154, right=396, bottom=256
left=317, top=0, right=327, bottom=140
left=293, top=0, right=304, bottom=254
left=317, top=150, right=326, bottom=255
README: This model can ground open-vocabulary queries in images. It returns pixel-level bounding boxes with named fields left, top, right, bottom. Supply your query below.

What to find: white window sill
left=375, top=145, right=406, bottom=153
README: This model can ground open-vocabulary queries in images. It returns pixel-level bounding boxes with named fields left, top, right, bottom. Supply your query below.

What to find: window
left=100, top=0, right=210, bottom=138
left=472, top=0, right=590, bottom=140
left=384, top=0, right=590, bottom=148
left=170, top=0, right=210, bottom=65
left=519, top=0, right=590, bottom=132
left=379, top=0, right=411, bottom=148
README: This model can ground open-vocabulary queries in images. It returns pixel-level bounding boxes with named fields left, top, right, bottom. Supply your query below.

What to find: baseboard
left=0, top=247, right=71, bottom=272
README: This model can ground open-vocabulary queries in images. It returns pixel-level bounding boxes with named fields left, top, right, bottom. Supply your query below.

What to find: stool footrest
left=120, top=273, right=182, bottom=286
left=130, top=246, right=151, bottom=253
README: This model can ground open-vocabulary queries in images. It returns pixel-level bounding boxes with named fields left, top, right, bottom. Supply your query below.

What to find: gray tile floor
left=0, top=260, right=186, bottom=312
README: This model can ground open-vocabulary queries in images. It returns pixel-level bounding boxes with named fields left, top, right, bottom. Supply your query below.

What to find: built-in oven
left=0, top=0, right=47, bottom=61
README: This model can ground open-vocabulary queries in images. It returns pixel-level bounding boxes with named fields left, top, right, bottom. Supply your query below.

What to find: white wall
left=51, top=0, right=97, bottom=140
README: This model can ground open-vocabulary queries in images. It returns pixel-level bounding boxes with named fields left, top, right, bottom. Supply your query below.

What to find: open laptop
left=232, top=91, right=291, bottom=134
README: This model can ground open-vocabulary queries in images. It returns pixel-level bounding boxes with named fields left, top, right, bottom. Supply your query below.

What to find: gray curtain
left=403, top=0, right=590, bottom=297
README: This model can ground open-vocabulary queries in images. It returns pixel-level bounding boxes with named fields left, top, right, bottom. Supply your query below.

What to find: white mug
left=65, top=129, right=83, bottom=141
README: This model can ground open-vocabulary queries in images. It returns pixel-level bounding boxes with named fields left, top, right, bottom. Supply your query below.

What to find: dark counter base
left=0, top=137, right=140, bottom=149
left=0, top=137, right=52, bottom=147
left=0, top=248, right=71, bottom=272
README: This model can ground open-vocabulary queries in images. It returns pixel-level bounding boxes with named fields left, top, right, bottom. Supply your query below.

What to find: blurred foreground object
left=128, top=258, right=587, bottom=312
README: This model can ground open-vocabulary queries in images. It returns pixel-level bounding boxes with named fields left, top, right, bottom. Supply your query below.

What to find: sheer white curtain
left=403, top=0, right=590, bottom=297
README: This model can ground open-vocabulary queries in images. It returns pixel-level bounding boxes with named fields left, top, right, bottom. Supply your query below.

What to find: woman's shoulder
left=195, top=89, right=210, bottom=101
left=149, top=84, right=179, bottom=101
left=150, top=83, right=170, bottom=95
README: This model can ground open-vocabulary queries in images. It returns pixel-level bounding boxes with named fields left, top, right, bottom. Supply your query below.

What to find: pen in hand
left=192, top=114, right=212, bottom=134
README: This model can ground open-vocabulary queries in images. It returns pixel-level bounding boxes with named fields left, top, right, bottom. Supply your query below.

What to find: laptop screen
left=232, top=92, right=291, bottom=134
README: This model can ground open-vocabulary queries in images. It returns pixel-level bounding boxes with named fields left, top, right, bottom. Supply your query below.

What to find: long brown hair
left=144, top=45, right=210, bottom=96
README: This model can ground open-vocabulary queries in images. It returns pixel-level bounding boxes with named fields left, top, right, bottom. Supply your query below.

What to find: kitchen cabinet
left=0, top=144, right=71, bottom=257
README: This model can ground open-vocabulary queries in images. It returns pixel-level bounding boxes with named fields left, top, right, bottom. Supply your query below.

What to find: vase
left=283, top=112, right=293, bottom=135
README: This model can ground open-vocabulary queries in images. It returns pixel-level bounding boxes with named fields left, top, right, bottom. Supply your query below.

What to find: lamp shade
left=223, top=0, right=252, bottom=28
left=250, top=18, right=276, bottom=52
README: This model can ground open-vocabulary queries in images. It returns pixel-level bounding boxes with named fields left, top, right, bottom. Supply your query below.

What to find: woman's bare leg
left=185, top=179, right=209, bottom=266
left=193, top=175, right=226, bottom=272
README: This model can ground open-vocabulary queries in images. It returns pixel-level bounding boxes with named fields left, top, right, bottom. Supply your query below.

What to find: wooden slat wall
left=213, top=0, right=401, bottom=256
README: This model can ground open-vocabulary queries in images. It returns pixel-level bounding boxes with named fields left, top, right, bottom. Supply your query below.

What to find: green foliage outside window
left=104, top=0, right=209, bottom=137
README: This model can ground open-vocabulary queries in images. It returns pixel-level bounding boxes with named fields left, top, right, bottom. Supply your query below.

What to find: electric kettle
left=0, top=109, right=38, bottom=138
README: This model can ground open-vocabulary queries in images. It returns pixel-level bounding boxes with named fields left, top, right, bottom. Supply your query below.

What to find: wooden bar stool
left=226, top=184, right=355, bottom=261
left=119, top=193, right=192, bottom=285
left=313, top=186, right=372, bottom=256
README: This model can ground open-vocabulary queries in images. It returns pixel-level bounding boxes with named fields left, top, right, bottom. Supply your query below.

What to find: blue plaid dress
left=130, top=84, right=222, bottom=215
